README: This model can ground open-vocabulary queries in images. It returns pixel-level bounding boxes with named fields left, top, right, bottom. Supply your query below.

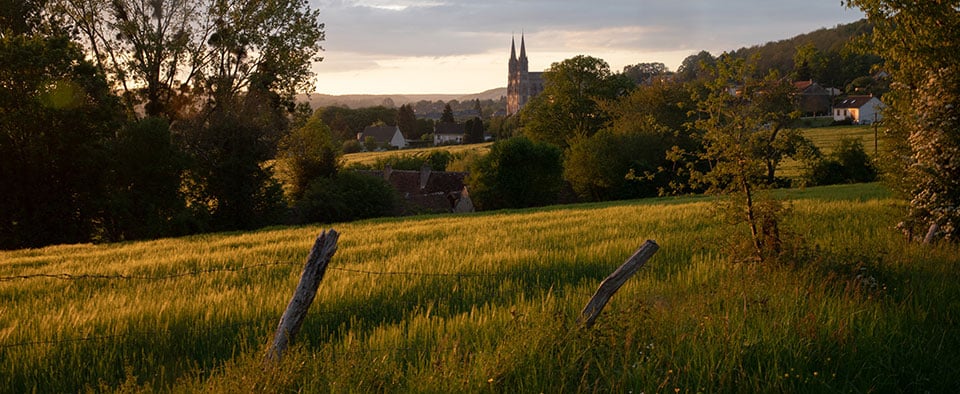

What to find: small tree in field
left=694, top=56, right=802, bottom=263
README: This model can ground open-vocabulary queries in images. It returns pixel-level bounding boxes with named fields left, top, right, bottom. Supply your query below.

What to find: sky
left=308, top=0, right=866, bottom=95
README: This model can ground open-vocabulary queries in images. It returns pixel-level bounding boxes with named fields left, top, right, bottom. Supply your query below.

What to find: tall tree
left=0, top=33, right=125, bottom=248
left=464, top=117, right=484, bottom=144
left=52, top=0, right=325, bottom=119
left=396, top=104, right=417, bottom=139
left=845, top=0, right=960, bottom=241
left=521, top=55, right=633, bottom=148
left=440, top=103, right=455, bottom=123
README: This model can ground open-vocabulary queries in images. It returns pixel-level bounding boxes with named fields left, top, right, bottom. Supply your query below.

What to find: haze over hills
left=299, top=87, right=507, bottom=109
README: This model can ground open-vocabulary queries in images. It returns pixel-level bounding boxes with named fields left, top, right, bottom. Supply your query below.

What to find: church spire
left=509, top=36, right=518, bottom=73
left=519, top=33, right=528, bottom=72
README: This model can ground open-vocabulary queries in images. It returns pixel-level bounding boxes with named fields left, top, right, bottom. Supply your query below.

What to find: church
left=507, top=35, right=544, bottom=115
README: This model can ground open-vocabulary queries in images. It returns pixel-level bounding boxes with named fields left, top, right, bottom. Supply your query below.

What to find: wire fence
left=0, top=262, right=503, bottom=282
left=0, top=260, right=542, bottom=351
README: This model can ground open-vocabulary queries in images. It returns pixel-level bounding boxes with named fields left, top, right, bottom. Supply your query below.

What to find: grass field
left=2, top=182, right=959, bottom=392
left=342, top=142, right=492, bottom=168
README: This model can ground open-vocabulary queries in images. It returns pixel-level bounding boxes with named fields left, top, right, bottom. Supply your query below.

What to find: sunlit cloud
left=308, top=0, right=866, bottom=94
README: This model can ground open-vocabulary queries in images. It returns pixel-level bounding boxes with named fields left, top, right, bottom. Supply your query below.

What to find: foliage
left=564, top=122, right=671, bottom=201
left=0, top=33, right=125, bottom=249
left=296, top=171, right=397, bottom=223
left=341, top=139, right=363, bottom=154
left=792, top=42, right=829, bottom=81
left=396, top=104, right=417, bottom=139
left=487, top=114, right=518, bottom=140
left=440, top=103, right=455, bottom=123
left=694, top=56, right=803, bottom=262
left=846, top=0, right=960, bottom=241
left=463, top=117, right=484, bottom=144
left=521, top=55, right=634, bottom=148
left=52, top=0, right=325, bottom=119
left=727, top=19, right=881, bottom=89
left=467, top=136, right=563, bottom=210
left=622, top=62, right=670, bottom=85
left=318, top=105, right=398, bottom=142
left=274, top=113, right=340, bottom=201
left=805, top=138, right=876, bottom=186
left=176, top=106, right=286, bottom=232
left=675, top=50, right=716, bottom=82
left=0, top=0, right=48, bottom=36
left=102, top=117, right=189, bottom=241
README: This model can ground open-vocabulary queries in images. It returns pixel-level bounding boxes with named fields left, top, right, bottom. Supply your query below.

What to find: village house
left=357, top=125, right=407, bottom=150
left=357, top=165, right=474, bottom=215
left=794, top=80, right=834, bottom=117
left=433, top=122, right=465, bottom=145
left=833, top=95, right=885, bottom=124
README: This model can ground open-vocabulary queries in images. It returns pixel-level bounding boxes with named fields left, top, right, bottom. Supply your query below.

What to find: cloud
left=308, top=0, right=866, bottom=93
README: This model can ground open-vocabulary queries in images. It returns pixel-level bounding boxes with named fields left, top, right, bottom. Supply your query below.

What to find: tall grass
left=1, top=183, right=958, bottom=392
left=342, top=142, right=492, bottom=168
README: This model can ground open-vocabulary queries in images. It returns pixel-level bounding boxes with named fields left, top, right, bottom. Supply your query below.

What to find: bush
left=467, top=136, right=563, bottom=210
left=563, top=125, right=672, bottom=202
left=805, top=138, right=877, bottom=186
left=342, top=139, right=362, bottom=154
left=296, top=171, right=398, bottom=223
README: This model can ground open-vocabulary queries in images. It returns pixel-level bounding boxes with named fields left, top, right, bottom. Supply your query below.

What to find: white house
left=433, top=122, right=465, bottom=145
left=358, top=125, right=407, bottom=149
left=833, top=95, right=885, bottom=124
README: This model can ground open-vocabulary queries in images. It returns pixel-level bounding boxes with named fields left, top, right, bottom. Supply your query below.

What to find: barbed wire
left=0, top=261, right=302, bottom=282
left=0, top=261, right=594, bottom=350
left=328, top=266, right=502, bottom=278
left=0, top=320, right=269, bottom=350
left=0, top=262, right=512, bottom=282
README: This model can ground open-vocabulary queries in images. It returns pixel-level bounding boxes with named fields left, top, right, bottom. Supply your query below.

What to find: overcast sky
left=308, top=0, right=866, bottom=95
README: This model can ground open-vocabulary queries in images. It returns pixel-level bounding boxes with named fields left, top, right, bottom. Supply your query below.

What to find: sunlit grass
left=2, top=183, right=959, bottom=392
left=341, top=142, right=492, bottom=168
left=779, top=125, right=879, bottom=179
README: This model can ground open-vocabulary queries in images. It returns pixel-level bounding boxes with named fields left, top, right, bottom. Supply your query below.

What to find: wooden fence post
left=578, top=240, right=659, bottom=328
left=265, top=229, right=340, bottom=363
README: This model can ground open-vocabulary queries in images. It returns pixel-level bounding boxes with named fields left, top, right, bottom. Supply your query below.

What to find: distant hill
left=726, top=19, right=879, bottom=89
left=299, top=87, right=507, bottom=109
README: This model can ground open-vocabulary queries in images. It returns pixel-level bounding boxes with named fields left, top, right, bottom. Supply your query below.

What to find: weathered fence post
left=578, top=240, right=659, bottom=328
left=265, top=229, right=340, bottom=363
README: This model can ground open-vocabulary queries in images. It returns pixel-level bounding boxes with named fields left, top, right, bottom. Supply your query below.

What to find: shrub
left=296, top=171, right=398, bottom=223
left=805, top=138, right=877, bottom=186
left=467, top=136, right=563, bottom=210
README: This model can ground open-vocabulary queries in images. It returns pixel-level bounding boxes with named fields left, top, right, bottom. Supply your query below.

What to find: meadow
left=342, top=142, right=492, bottom=168
left=2, top=182, right=959, bottom=392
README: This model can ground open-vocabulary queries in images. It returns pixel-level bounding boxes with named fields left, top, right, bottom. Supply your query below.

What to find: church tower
left=507, top=34, right=543, bottom=115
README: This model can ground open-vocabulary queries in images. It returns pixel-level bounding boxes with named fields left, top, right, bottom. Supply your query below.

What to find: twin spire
left=509, top=34, right=528, bottom=72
